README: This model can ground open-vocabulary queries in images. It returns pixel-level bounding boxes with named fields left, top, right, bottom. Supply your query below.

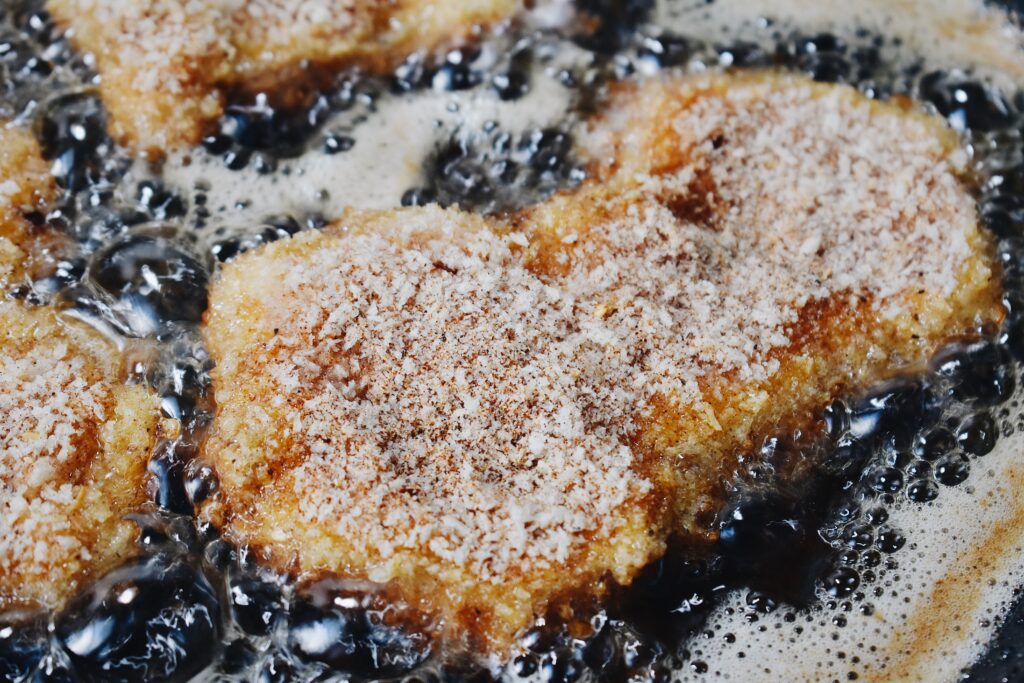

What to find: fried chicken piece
left=48, top=0, right=522, bottom=155
left=200, top=72, right=1001, bottom=651
left=204, top=206, right=666, bottom=649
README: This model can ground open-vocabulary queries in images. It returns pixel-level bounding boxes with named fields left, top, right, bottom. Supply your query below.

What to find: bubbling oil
left=2, top=1, right=1024, bottom=682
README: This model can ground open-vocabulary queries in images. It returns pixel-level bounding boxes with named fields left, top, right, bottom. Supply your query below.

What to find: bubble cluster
left=403, top=124, right=584, bottom=213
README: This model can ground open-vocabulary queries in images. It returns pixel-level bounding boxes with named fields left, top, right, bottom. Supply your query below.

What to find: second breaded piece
left=48, top=0, right=522, bottom=155
left=200, top=73, right=1001, bottom=651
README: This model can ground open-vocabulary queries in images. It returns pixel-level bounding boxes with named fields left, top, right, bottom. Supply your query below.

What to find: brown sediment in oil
left=877, top=464, right=1024, bottom=681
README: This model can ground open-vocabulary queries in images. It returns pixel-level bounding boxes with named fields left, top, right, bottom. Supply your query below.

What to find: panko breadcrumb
left=48, top=0, right=522, bottom=154
left=200, top=73, right=1002, bottom=651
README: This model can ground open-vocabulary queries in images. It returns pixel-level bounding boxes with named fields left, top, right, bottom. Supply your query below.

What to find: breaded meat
left=48, top=0, right=522, bottom=154
left=0, top=302, right=162, bottom=610
left=200, top=73, right=1002, bottom=651
left=0, top=126, right=56, bottom=288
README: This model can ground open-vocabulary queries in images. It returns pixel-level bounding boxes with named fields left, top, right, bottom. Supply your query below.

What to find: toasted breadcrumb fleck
left=202, top=73, right=1002, bottom=650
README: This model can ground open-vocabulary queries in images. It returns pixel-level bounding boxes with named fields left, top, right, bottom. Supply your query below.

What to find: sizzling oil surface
left=1, top=0, right=1024, bottom=682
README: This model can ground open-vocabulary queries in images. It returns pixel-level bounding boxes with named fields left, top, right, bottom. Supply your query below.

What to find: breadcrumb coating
left=201, top=73, right=1002, bottom=650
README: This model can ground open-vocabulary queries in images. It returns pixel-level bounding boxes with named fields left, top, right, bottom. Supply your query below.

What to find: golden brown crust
left=200, top=72, right=1002, bottom=652
left=48, top=0, right=523, bottom=155
left=203, top=206, right=667, bottom=648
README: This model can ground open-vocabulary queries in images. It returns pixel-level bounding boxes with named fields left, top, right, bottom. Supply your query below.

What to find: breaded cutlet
left=0, top=126, right=162, bottom=610
left=200, top=72, right=1002, bottom=651
left=48, top=0, right=522, bottom=155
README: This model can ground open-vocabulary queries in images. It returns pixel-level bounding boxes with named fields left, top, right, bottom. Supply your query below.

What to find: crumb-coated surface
left=0, top=302, right=162, bottom=611
left=200, top=73, right=1002, bottom=651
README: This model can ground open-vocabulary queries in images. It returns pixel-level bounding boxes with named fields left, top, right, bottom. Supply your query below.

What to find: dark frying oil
left=1, top=1, right=1024, bottom=682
